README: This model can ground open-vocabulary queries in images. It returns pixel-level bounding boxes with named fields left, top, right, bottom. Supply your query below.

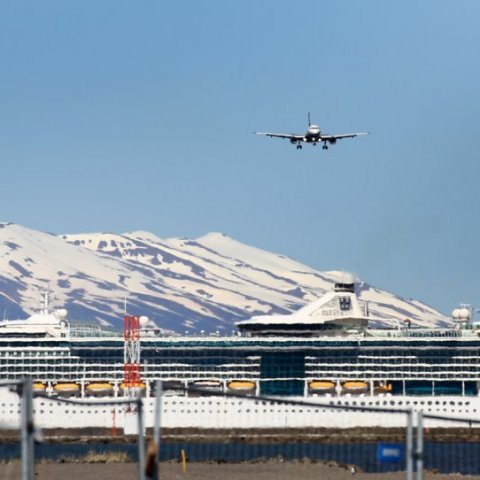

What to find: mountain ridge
left=0, top=222, right=451, bottom=332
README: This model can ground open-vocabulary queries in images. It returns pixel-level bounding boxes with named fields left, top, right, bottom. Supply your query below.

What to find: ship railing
left=69, top=323, right=122, bottom=338
left=366, top=328, right=463, bottom=338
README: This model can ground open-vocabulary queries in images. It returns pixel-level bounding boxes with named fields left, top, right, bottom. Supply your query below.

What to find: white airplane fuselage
left=305, top=124, right=321, bottom=142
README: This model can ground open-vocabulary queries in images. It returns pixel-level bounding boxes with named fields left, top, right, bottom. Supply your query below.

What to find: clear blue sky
left=0, top=1, right=479, bottom=315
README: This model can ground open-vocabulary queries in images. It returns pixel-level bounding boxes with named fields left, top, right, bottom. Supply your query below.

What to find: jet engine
left=328, top=138, right=337, bottom=145
left=290, top=138, right=297, bottom=144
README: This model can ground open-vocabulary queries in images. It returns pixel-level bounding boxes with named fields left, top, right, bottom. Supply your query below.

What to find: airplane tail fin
left=308, top=112, right=311, bottom=126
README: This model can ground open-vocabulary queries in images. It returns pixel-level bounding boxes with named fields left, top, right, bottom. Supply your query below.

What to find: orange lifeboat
left=341, top=381, right=369, bottom=394
left=86, top=382, right=114, bottom=396
left=53, top=382, right=80, bottom=396
left=227, top=380, right=256, bottom=393
left=32, top=382, right=46, bottom=395
left=308, top=380, right=336, bottom=394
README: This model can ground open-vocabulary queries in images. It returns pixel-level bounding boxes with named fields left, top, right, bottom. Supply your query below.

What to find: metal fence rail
left=3, top=379, right=480, bottom=480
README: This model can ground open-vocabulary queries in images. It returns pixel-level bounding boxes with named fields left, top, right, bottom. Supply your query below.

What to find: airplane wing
left=255, top=132, right=305, bottom=140
left=321, top=132, right=369, bottom=141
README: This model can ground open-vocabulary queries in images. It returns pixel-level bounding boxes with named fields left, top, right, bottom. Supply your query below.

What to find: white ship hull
left=1, top=387, right=478, bottom=431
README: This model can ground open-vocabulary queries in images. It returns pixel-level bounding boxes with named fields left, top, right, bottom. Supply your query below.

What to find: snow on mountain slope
left=0, top=222, right=450, bottom=332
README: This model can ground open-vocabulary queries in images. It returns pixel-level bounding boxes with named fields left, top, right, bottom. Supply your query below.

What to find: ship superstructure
left=0, top=285, right=479, bottom=429
left=236, top=280, right=373, bottom=335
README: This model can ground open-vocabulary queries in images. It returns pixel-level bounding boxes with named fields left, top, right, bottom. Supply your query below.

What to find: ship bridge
left=236, top=281, right=375, bottom=337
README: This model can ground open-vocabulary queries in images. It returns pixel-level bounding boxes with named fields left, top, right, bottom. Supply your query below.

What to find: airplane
left=255, top=114, right=369, bottom=150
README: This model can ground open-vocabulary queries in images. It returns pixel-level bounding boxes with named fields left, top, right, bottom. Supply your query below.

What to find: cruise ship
left=0, top=283, right=479, bottom=431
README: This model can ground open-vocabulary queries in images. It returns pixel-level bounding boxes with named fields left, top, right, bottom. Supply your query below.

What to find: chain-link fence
left=2, top=380, right=480, bottom=480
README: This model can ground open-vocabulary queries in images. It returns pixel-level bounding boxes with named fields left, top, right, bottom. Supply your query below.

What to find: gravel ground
left=0, top=461, right=478, bottom=480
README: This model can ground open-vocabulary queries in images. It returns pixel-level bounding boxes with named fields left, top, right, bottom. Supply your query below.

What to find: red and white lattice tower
left=123, top=315, right=141, bottom=398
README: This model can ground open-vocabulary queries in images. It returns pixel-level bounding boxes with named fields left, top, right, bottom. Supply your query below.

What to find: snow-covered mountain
left=0, top=222, right=450, bottom=332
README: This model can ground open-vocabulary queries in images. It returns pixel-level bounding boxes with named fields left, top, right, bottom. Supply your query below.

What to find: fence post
left=406, top=409, right=413, bottom=480
left=152, top=380, right=162, bottom=480
left=416, top=411, right=424, bottom=480
left=21, top=378, right=34, bottom=480
left=137, top=398, right=146, bottom=480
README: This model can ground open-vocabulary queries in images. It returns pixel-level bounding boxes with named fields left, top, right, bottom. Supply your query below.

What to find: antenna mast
left=123, top=315, right=141, bottom=398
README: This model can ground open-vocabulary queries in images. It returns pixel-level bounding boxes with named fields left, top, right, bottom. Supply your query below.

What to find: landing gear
left=296, top=144, right=303, bottom=150
left=322, top=142, right=328, bottom=150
